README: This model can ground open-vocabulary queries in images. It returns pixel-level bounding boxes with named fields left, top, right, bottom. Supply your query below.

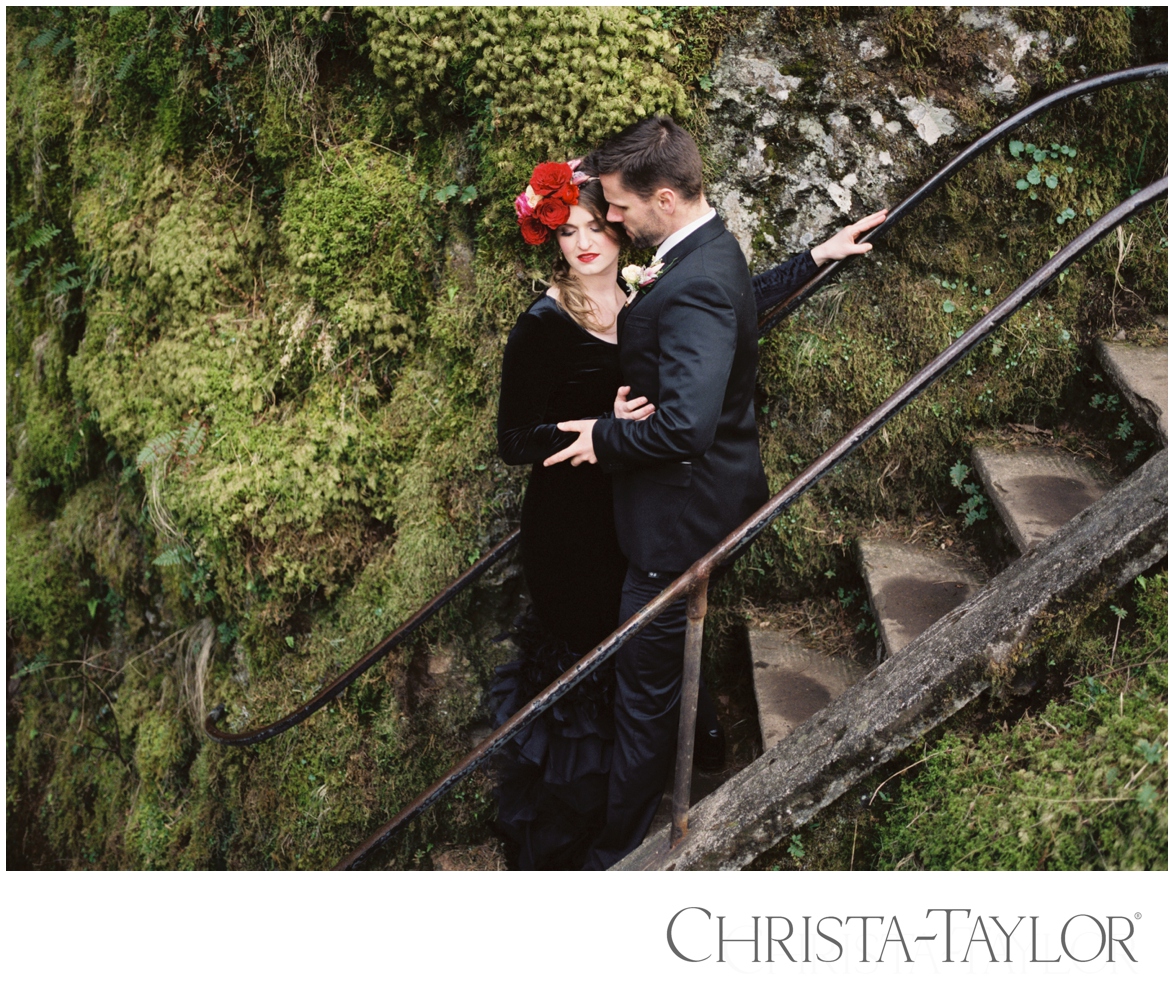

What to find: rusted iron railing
left=338, top=177, right=1167, bottom=868
left=204, top=529, right=520, bottom=744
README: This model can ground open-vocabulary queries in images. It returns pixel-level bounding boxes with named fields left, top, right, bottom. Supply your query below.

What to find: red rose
left=518, top=214, right=549, bottom=245
left=529, top=161, right=573, bottom=197
left=554, top=182, right=580, bottom=206
left=535, top=196, right=571, bottom=229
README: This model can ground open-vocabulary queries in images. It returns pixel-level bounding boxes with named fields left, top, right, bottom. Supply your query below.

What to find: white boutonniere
left=621, top=259, right=670, bottom=305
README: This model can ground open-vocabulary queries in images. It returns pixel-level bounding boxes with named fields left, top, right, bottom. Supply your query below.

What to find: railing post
left=671, top=574, right=709, bottom=848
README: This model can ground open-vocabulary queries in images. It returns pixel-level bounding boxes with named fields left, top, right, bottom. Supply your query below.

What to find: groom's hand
left=544, top=419, right=597, bottom=467
left=810, top=209, right=888, bottom=266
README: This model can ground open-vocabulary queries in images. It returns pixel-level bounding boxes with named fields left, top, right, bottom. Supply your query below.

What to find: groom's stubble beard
left=625, top=226, right=663, bottom=250
left=623, top=210, right=670, bottom=250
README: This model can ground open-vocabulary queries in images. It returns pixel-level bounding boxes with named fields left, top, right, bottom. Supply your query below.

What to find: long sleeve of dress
left=497, top=311, right=578, bottom=465
left=752, top=250, right=818, bottom=313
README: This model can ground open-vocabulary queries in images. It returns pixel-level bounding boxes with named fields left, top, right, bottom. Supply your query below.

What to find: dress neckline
left=535, top=293, right=618, bottom=345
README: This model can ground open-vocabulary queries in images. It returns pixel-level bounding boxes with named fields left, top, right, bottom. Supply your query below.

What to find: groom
left=543, top=116, right=769, bottom=869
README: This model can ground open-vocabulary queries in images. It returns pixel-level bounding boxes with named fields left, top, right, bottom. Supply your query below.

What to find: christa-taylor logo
left=666, top=907, right=1140, bottom=965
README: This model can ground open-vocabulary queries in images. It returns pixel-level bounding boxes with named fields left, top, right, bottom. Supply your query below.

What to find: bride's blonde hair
left=549, top=179, right=624, bottom=333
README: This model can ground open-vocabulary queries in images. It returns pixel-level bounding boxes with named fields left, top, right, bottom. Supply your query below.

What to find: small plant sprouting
left=1009, top=141, right=1077, bottom=203
left=949, top=461, right=988, bottom=526
left=1135, top=740, right=1163, bottom=765
left=787, top=835, right=806, bottom=859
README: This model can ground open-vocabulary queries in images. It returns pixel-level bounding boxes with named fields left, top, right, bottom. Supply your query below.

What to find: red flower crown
left=514, top=159, right=592, bottom=245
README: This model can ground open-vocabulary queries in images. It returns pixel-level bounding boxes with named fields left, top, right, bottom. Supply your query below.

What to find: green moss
left=281, top=143, right=439, bottom=315
left=5, top=497, right=87, bottom=650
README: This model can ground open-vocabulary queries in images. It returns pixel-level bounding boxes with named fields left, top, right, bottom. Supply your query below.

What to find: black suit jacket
left=593, top=215, right=769, bottom=572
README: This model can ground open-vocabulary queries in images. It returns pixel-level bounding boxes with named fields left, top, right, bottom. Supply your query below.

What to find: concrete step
left=643, top=629, right=866, bottom=845
left=972, top=446, right=1115, bottom=555
left=746, top=628, right=867, bottom=747
left=856, top=539, right=986, bottom=658
left=1095, top=340, right=1167, bottom=444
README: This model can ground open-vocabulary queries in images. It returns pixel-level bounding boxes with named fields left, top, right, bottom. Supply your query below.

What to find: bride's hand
left=810, top=209, right=888, bottom=266
left=614, top=385, right=656, bottom=421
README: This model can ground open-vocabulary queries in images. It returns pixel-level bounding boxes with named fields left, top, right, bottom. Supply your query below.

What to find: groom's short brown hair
left=588, top=116, right=703, bottom=202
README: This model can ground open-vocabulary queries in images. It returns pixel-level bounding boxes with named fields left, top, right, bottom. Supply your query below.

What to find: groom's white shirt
left=654, top=208, right=716, bottom=263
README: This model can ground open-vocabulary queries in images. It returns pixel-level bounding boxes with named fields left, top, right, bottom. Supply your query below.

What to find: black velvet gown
left=493, top=292, right=626, bottom=870
left=491, top=251, right=818, bottom=870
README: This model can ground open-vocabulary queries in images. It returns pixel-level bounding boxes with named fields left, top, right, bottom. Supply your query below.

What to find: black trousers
left=582, top=566, right=718, bottom=870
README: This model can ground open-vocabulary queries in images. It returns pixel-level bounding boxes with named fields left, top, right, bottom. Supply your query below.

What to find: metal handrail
left=337, top=178, right=1167, bottom=868
left=757, top=62, right=1167, bottom=336
left=204, top=529, right=520, bottom=744
left=205, top=63, right=1166, bottom=750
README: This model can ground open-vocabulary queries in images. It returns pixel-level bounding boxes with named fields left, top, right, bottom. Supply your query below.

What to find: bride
left=493, top=162, right=642, bottom=870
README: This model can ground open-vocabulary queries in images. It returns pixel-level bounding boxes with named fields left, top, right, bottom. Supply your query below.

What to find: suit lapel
left=619, top=216, right=729, bottom=337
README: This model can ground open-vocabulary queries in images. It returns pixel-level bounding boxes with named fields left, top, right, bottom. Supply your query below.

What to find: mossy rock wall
left=6, top=6, right=1166, bottom=869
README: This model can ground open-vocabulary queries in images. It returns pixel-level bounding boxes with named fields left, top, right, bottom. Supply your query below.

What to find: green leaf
left=1045, top=174, right=1058, bottom=189
left=285, top=636, right=296, bottom=648
left=25, top=223, right=61, bottom=250
left=87, top=599, right=100, bottom=618
left=179, top=420, right=206, bottom=460
left=28, top=27, right=62, bottom=51
left=16, top=258, right=43, bottom=286
left=949, top=461, right=970, bottom=489
left=1015, top=179, right=1029, bottom=190
left=942, top=299, right=955, bottom=313
left=434, top=184, right=459, bottom=203
left=115, top=51, right=136, bottom=82
left=1026, top=166, right=1041, bottom=185
left=14, top=651, right=50, bottom=678
left=1135, top=740, right=1163, bottom=765
left=1008, top=139, right=1024, bottom=158
left=787, top=834, right=805, bottom=859
left=137, top=430, right=180, bottom=470
left=698, top=74, right=713, bottom=91
left=458, top=185, right=478, bottom=204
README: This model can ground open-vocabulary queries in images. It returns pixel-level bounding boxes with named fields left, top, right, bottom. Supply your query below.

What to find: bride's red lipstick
left=577, top=252, right=599, bottom=262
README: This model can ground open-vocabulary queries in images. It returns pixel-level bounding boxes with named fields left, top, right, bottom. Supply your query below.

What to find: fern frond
left=28, top=27, right=62, bottom=51
left=25, top=224, right=61, bottom=250
left=179, top=420, right=207, bottom=460
left=136, top=430, right=180, bottom=470
left=115, top=51, right=136, bottom=81
left=153, top=547, right=191, bottom=567
left=16, top=258, right=43, bottom=286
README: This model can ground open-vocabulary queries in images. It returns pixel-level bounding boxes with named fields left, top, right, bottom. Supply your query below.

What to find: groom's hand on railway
left=545, top=419, right=597, bottom=467
left=810, top=209, right=889, bottom=266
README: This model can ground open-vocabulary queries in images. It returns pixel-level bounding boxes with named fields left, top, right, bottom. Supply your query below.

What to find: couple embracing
left=493, top=116, right=886, bottom=870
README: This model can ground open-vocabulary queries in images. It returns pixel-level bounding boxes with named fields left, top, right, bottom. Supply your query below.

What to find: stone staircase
left=755, top=340, right=1163, bottom=751
left=619, top=339, right=1167, bottom=870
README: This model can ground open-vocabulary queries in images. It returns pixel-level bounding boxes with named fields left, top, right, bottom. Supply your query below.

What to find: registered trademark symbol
left=1135, top=913, right=1142, bottom=920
